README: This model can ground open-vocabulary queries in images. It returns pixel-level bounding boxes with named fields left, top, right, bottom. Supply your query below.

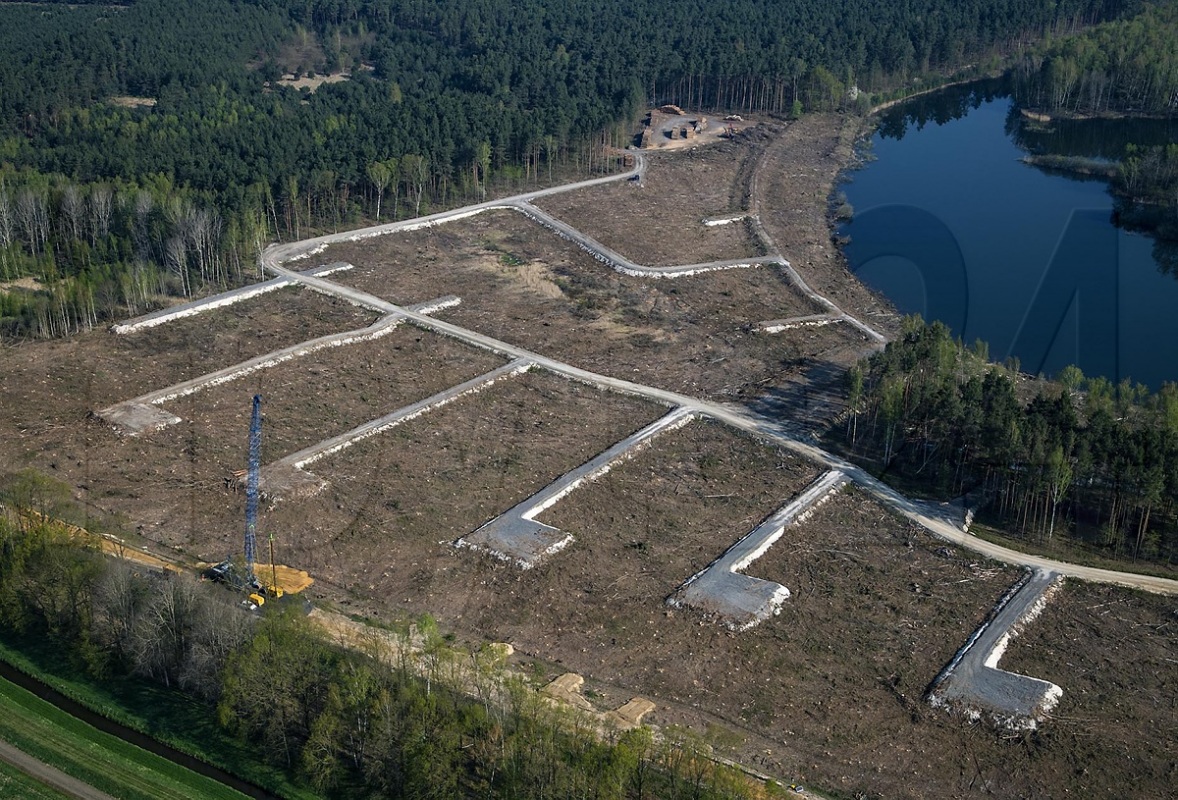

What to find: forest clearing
left=0, top=112, right=1175, bottom=800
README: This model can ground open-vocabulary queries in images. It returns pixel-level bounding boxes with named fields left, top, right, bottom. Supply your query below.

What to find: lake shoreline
left=1018, top=153, right=1117, bottom=179
left=1020, top=105, right=1177, bottom=123
left=836, top=81, right=1178, bottom=388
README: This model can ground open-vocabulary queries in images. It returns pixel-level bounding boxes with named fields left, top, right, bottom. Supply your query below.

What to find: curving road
left=258, top=145, right=1178, bottom=596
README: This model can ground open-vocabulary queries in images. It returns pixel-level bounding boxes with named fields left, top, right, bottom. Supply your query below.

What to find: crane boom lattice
left=244, top=394, right=262, bottom=583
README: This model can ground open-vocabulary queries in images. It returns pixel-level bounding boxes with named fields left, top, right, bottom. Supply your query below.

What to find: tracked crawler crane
left=208, top=394, right=282, bottom=607
left=245, top=393, right=283, bottom=603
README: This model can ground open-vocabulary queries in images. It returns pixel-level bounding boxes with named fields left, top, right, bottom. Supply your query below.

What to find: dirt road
left=0, top=739, right=113, bottom=800
left=928, top=569, right=1064, bottom=725
left=259, top=160, right=1178, bottom=596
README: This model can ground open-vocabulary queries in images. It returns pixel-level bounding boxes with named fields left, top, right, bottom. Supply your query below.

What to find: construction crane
left=244, top=393, right=261, bottom=585
left=208, top=394, right=282, bottom=608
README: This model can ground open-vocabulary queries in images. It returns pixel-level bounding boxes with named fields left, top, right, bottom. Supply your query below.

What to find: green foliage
left=0, top=0, right=1142, bottom=340
left=1006, top=4, right=1178, bottom=234
left=0, top=469, right=72, bottom=522
left=1011, top=4, right=1178, bottom=116
left=0, top=512, right=775, bottom=798
left=0, top=510, right=99, bottom=643
left=1115, top=143, right=1178, bottom=228
left=0, top=632, right=315, bottom=800
left=0, top=757, right=72, bottom=800
left=844, top=317, right=1178, bottom=564
left=0, top=674, right=249, bottom=800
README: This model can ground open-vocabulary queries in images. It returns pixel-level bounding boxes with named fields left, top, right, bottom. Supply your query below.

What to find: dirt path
left=0, top=739, right=113, bottom=800
left=928, top=569, right=1064, bottom=726
left=754, top=114, right=896, bottom=339
left=257, top=140, right=1178, bottom=595
left=260, top=253, right=1178, bottom=595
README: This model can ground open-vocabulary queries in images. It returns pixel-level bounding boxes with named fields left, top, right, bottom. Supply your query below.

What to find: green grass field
left=0, top=674, right=249, bottom=800
left=0, top=638, right=316, bottom=800
left=0, top=757, right=71, bottom=800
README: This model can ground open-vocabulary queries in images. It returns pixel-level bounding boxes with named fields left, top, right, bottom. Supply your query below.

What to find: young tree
left=845, top=364, right=864, bottom=446
left=880, top=377, right=905, bottom=466
left=401, top=154, right=429, bottom=216
left=89, top=186, right=113, bottom=245
left=1045, top=445, right=1072, bottom=541
left=284, top=175, right=301, bottom=239
left=474, top=139, right=492, bottom=200
left=60, top=185, right=85, bottom=242
left=366, top=160, right=393, bottom=220
left=0, top=188, right=13, bottom=278
left=16, top=188, right=48, bottom=257
left=165, top=235, right=190, bottom=297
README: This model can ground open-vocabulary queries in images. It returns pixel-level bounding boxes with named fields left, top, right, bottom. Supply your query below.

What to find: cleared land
left=542, top=463, right=1036, bottom=798
left=322, top=210, right=864, bottom=403
left=257, top=369, right=671, bottom=601
left=756, top=114, right=900, bottom=338
left=534, top=140, right=767, bottom=267
left=175, top=328, right=505, bottom=460
left=1000, top=581, right=1178, bottom=799
left=0, top=286, right=389, bottom=551
left=100, top=287, right=377, bottom=401
left=0, top=113, right=1173, bottom=799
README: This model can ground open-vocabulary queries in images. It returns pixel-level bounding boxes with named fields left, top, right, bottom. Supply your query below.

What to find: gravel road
left=260, top=166, right=1178, bottom=595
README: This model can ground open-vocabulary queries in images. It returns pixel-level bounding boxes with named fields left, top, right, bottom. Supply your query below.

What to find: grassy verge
left=0, top=673, right=246, bottom=800
left=0, top=637, right=317, bottom=800
left=0, top=756, right=72, bottom=800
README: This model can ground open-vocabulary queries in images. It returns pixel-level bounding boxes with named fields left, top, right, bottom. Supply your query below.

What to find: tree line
left=1005, top=3, right=1178, bottom=240
left=1114, top=143, right=1178, bottom=242
left=842, top=317, right=1178, bottom=564
left=0, top=474, right=781, bottom=799
left=1011, top=2, right=1178, bottom=116
left=0, top=172, right=268, bottom=338
left=0, top=0, right=1145, bottom=340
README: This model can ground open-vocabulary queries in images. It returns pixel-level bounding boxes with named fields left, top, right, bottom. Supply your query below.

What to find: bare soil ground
left=756, top=114, right=903, bottom=341
left=1, top=113, right=1170, bottom=799
left=543, top=479, right=1033, bottom=799
left=102, top=287, right=374, bottom=404
left=0, top=287, right=374, bottom=546
left=1000, top=581, right=1178, bottom=799
left=258, top=369, right=670, bottom=599
left=534, top=143, right=766, bottom=267
left=175, top=328, right=504, bottom=458
left=322, top=210, right=867, bottom=402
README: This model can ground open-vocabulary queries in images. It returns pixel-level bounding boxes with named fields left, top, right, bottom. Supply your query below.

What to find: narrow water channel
left=0, top=659, right=279, bottom=800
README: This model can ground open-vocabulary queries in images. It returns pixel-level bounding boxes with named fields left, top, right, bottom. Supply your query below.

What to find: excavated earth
left=0, top=114, right=1175, bottom=799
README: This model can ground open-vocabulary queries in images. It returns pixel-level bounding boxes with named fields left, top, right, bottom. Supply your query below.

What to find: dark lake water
left=839, top=80, right=1178, bottom=389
